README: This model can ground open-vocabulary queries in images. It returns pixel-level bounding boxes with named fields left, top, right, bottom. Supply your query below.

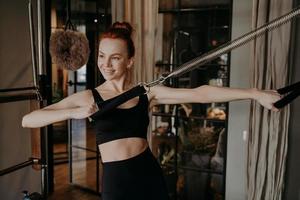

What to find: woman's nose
left=102, top=58, right=111, bottom=68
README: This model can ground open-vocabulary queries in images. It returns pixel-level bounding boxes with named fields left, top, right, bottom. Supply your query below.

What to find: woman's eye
left=112, top=57, right=120, bottom=60
left=98, top=54, right=104, bottom=58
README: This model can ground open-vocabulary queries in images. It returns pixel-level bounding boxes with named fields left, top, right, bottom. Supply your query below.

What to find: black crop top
left=91, top=88, right=150, bottom=145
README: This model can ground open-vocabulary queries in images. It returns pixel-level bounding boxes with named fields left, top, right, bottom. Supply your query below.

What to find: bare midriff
left=98, top=137, right=148, bottom=163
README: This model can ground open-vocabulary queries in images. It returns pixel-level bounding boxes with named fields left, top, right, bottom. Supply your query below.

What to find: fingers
left=92, top=103, right=99, bottom=112
left=86, top=104, right=99, bottom=122
left=257, top=90, right=285, bottom=112
left=271, top=93, right=281, bottom=111
left=266, top=90, right=281, bottom=102
left=88, top=103, right=98, bottom=115
left=271, top=106, right=280, bottom=112
left=270, top=90, right=281, bottom=98
left=259, top=91, right=282, bottom=111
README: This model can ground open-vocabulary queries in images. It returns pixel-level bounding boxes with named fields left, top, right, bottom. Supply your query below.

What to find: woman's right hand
left=254, top=89, right=281, bottom=111
left=70, top=103, right=98, bottom=119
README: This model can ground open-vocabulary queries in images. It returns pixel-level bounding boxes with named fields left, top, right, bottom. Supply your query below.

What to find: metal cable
left=145, top=6, right=300, bottom=86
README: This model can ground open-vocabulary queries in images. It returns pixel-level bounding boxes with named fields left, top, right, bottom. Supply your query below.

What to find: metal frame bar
left=0, top=92, right=38, bottom=104
left=0, top=87, right=37, bottom=93
left=0, top=0, right=50, bottom=198
left=162, top=163, right=224, bottom=175
left=0, top=158, right=39, bottom=177
left=71, top=145, right=98, bottom=153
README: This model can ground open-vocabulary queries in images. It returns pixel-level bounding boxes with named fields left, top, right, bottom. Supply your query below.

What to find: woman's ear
left=127, top=57, right=134, bottom=69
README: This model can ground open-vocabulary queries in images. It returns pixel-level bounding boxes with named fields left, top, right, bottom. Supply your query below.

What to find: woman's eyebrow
left=111, top=53, right=122, bottom=56
left=98, top=50, right=122, bottom=56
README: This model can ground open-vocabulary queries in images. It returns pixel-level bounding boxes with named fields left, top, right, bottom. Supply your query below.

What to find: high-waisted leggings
left=101, top=147, right=171, bottom=200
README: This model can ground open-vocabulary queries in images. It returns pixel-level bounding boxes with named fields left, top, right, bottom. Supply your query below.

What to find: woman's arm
left=22, top=90, right=97, bottom=128
left=149, top=85, right=281, bottom=111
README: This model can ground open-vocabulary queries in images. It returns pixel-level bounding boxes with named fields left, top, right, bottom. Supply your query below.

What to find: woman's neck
left=103, top=79, right=134, bottom=93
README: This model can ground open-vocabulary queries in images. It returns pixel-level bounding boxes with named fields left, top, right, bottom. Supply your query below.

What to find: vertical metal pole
left=40, top=126, right=48, bottom=197
left=174, top=106, right=179, bottom=200
left=74, top=72, right=78, bottom=93
left=37, top=0, right=53, bottom=195
left=96, top=147, right=100, bottom=193
left=68, top=119, right=73, bottom=183
left=40, top=163, right=47, bottom=197
left=37, top=0, right=44, bottom=75
left=28, top=0, right=38, bottom=88
left=173, top=1, right=180, bottom=199
left=37, top=0, right=48, bottom=196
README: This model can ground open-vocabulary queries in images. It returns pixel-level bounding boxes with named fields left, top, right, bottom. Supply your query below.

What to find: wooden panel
left=30, top=100, right=41, bottom=170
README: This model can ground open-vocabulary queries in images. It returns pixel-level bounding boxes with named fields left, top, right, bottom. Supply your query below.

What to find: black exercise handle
left=274, top=81, right=300, bottom=108
left=90, top=85, right=146, bottom=120
left=274, top=89, right=300, bottom=108
left=277, top=81, right=300, bottom=94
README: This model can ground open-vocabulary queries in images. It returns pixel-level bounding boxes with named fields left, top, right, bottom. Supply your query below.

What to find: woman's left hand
left=254, top=89, right=281, bottom=111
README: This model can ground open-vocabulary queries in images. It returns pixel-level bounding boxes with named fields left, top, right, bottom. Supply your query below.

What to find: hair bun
left=112, top=21, right=133, bottom=36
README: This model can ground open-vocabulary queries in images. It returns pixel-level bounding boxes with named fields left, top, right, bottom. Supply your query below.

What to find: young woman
left=22, top=22, right=280, bottom=200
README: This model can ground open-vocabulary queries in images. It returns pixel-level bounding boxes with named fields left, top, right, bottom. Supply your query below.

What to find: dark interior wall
left=0, top=0, right=41, bottom=199
left=284, top=1, right=300, bottom=199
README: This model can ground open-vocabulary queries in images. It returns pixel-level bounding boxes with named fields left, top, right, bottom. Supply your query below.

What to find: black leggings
left=101, top=147, right=170, bottom=200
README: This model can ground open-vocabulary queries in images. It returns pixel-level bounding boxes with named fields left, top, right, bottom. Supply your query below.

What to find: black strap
left=277, top=81, right=300, bottom=95
left=274, top=81, right=300, bottom=109
left=90, top=85, right=146, bottom=120
left=274, top=89, right=300, bottom=108
left=91, top=89, right=104, bottom=106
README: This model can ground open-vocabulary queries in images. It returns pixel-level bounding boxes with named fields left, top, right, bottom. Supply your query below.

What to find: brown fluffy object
left=49, top=30, right=90, bottom=71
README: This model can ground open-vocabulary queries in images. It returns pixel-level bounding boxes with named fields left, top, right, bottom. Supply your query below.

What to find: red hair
left=100, top=22, right=135, bottom=58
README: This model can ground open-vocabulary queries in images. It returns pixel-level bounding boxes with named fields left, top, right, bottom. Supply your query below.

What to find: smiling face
left=97, top=38, right=133, bottom=81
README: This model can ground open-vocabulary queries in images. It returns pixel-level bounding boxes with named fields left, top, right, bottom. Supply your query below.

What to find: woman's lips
left=103, top=69, right=115, bottom=74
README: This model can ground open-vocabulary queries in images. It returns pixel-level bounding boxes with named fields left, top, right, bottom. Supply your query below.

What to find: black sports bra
left=91, top=88, right=150, bottom=145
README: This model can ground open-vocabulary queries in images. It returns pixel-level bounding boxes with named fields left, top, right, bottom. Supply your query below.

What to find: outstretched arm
left=22, top=90, right=97, bottom=128
left=149, top=85, right=281, bottom=111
